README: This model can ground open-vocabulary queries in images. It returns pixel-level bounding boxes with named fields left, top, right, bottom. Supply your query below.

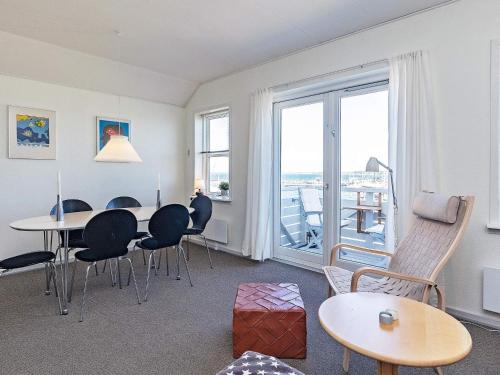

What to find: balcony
left=280, top=182, right=389, bottom=267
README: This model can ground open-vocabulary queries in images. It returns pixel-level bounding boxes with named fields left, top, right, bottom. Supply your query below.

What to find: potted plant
left=219, top=181, right=230, bottom=197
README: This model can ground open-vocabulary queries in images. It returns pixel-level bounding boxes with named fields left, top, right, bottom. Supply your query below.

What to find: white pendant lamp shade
left=95, top=135, right=142, bottom=163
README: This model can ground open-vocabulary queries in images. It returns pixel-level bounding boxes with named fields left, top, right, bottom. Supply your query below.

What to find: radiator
left=483, top=267, right=500, bottom=313
left=203, top=218, right=228, bottom=244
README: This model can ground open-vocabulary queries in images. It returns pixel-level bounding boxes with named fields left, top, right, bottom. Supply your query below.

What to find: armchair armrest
left=351, top=267, right=436, bottom=292
left=329, top=243, right=392, bottom=266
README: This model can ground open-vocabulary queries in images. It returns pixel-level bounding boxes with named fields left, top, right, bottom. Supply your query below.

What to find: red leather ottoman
left=232, top=283, right=306, bottom=359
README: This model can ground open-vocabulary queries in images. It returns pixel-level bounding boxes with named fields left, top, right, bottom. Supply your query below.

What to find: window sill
left=208, top=195, right=232, bottom=202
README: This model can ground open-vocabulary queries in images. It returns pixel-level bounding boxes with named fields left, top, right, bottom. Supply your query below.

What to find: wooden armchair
left=323, top=195, right=474, bottom=373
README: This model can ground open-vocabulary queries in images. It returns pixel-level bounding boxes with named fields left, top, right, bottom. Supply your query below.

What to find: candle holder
left=156, top=189, right=161, bottom=210
left=56, top=194, right=64, bottom=222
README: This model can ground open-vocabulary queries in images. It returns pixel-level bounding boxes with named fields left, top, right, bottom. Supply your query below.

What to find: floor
left=0, top=245, right=498, bottom=375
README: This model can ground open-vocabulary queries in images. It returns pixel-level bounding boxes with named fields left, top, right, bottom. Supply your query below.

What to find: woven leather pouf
left=232, top=283, right=307, bottom=359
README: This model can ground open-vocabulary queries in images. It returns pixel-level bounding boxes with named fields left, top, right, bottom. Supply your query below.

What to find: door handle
left=324, top=183, right=329, bottom=190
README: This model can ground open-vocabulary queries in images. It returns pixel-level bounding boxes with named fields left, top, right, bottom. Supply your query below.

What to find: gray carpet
left=0, top=245, right=498, bottom=375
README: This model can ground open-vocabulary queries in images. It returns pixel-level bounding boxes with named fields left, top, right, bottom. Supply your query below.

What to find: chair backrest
left=50, top=199, right=92, bottom=215
left=299, top=188, right=322, bottom=213
left=388, top=196, right=475, bottom=282
left=83, top=209, right=137, bottom=259
left=106, top=196, right=142, bottom=209
left=148, top=204, right=189, bottom=247
left=189, top=194, right=212, bottom=230
left=50, top=199, right=93, bottom=243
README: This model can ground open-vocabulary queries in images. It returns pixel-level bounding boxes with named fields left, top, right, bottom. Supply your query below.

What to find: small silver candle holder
left=56, top=194, right=64, bottom=222
left=156, top=189, right=161, bottom=210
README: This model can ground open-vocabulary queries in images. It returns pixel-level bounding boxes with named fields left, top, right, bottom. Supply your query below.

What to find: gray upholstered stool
left=216, top=351, right=305, bottom=375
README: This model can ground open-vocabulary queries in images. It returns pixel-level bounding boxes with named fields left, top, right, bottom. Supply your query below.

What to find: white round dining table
left=10, top=206, right=194, bottom=314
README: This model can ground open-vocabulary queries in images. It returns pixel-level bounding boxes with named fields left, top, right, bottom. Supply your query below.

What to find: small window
left=201, top=110, right=230, bottom=198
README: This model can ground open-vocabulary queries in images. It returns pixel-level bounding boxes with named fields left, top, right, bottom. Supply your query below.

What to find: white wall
left=186, top=0, right=500, bottom=324
left=0, top=74, right=186, bottom=259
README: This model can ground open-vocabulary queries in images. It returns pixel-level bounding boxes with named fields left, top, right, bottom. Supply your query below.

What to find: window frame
left=201, top=109, right=231, bottom=200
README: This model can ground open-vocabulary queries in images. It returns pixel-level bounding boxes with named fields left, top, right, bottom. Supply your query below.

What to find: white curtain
left=388, top=50, right=438, bottom=248
left=242, top=88, right=274, bottom=261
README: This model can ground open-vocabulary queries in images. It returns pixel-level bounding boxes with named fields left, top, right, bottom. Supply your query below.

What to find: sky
left=281, top=89, right=388, bottom=174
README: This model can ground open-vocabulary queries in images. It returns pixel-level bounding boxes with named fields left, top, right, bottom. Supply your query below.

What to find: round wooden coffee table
left=318, top=293, right=472, bottom=375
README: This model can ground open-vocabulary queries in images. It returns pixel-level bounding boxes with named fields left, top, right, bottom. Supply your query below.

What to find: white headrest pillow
left=412, top=192, right=460, bottom=224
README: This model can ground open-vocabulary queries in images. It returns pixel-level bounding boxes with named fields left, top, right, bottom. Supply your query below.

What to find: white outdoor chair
left=298, top=188, right=323, bottom=249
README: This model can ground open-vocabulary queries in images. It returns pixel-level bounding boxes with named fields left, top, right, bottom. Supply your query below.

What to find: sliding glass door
left=273, top=79, right=390, bottom=269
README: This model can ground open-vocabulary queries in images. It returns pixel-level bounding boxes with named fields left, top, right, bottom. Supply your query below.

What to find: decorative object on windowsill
left=94, top=135, right=142, bottom=163
left=156, top=173, right=161, bottom=210
left=55, top=171, right=64, bottom=222
left=219, top=181, right=229, bottom=197
left=8, top=106, right=57, bottom=160
left=366, top=156, right=399, bottom=245
left=194, top=178, right=205, bottom=196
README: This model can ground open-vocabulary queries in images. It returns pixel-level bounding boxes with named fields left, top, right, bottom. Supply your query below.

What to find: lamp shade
left=365, top=157, right=380, bottom=172
left=94, top=135, right=142, bottom=163
left=194, top=178, right=206, bottom=191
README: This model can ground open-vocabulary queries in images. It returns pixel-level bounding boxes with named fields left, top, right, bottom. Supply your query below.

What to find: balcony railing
left=280, top=183, right=389, bottom=266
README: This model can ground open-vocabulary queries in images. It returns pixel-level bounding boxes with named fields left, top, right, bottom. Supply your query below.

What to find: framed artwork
left=96, top=116, right=131, bottom=152
left=8, top=106, right=56, bottom=159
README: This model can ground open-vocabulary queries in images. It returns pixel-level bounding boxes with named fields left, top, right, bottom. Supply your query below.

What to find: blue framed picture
left=8, top=106, right=57, bottom=159
left=96, top=116, right=131, bottom=152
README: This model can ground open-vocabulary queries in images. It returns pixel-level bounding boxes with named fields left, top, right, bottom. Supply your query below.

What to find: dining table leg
left=43, top=231, right=51, bottom=295
left=377, top=361, right=398, bottom=375
left=61, top=230, right=70, bottom=315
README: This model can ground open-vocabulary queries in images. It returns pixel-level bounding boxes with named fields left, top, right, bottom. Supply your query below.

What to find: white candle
left=157, top=173, right=161, bottom=191
left=57, top=171, right=62, bottom=197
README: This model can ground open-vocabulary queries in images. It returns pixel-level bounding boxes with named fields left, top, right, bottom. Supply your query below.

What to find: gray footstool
left=216, top=351, right=305, bottom=375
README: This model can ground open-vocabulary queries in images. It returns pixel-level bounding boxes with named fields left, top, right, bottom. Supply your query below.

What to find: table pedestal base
left=377, top=362, right=398, bottom=375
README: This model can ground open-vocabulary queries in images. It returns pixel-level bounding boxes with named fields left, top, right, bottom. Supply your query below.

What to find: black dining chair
left=183, top=194, right=213, bottom=268
left=49, top=199, right=97, bottom=284
left=69, top=209, right=141, bottom=322
left=0, top=251, right=61, bottom=314
left=102, top=196, right=150, bottom=281
left=135, top=204, right=191, bottom=301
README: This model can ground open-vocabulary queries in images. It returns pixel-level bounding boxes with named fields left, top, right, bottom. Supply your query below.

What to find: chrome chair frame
left=0, top=259, right=62, bottom=315
left=141, top=241, right=192, bottom=302
left=70, top=256, right=141, bottom=322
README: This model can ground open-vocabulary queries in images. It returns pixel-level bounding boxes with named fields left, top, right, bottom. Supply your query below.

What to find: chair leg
left=94, top=263, right=98, bottom=276
left=116, top=258, right=122, bottom=289
left=176, top=245, right=181, bottom=280
left=127, top=259, right=132, bottom=287
left=102, top=259, right=107, bottom=273
left=68, top=259, right=78, bottom=303
left=141, top=249, right=146, bottom=266
left=157, top=251, right=162, bottom=271
left=49, top=262, right=62, bottom=315
left=186, top=235, right=190, bottom=261
left=109, top=258, right=116, bottom=287
left=79, top=263, right=93, bottom=322
left=144, top=251, right=155, bottom=302
left=201, top=235, right=213, bottom=269
left=165, top=248, right=169, bottom=276
left=178, top=244, right=193, bottom=287
left=343, top=348, right=350, bottom=372
left=124, top=257, right=141, bottom=305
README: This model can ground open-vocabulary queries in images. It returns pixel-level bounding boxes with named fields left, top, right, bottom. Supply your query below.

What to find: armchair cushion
left=412, top=192, right=460, bottom=224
